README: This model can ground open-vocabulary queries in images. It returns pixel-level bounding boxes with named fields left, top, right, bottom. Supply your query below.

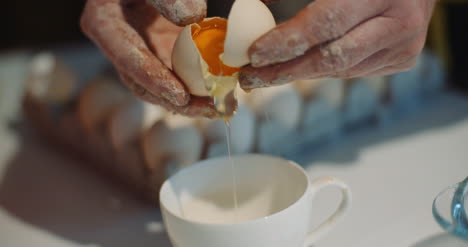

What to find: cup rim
left=159, top=154, right=311, bottom=226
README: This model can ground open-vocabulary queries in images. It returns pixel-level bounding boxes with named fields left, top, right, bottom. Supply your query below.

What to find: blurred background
left=1, top=1, right=468, bottom=247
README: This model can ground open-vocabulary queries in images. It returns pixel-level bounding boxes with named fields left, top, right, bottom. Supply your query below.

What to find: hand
left=239, top=0, right=437, bottom=89
left=81, top=0, right=219, bottom=118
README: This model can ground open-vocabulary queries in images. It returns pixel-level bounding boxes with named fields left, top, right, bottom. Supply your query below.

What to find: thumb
left=148, top=0, right=207, bottom=26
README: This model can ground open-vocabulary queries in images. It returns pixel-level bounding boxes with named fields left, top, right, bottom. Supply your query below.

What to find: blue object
left=343, top=80, right=379, bottom=128
left=301, top=99, right=342, bottom=144
left=388, top=56, right=425, bottom=115
left=433, top=177, right=468, bottom=240
left=421, top=51, right=445, bottom=95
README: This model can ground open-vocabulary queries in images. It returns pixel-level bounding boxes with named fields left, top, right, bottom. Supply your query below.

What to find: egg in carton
left=23, top=53, right=161, bottom=202
left=76, top=76, right=132, bottom=170
left=22, top=53, right=119, bottom=179
left=106, top=99, right=167, bottom=193
left=78, top=76, right=188, bottom=201
left=142, top=114, right=204, bottom=182
left=241, top=84, right=303, bottom=155
left=23, top=52, right=83, bottom=147
left=201, top=104, right=257, bottom=158
left=342, top=76, right=388, bottom=129
left=419, top=50, right=445, bottom=96
left=25, top=53, right=79, bottom=107
left=387, top=55, right=426, bottom=116
left=293, top=78, right=345, bottom=147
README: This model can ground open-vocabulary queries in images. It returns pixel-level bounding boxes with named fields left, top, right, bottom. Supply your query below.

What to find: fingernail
left=239, top=72, right=267, bottom=89
left=161, top=91, right=186, bottom=106
left=130, top=82, right=147, bottom=97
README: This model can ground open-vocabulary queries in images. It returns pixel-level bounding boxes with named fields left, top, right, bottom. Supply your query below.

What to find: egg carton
left=22, top=49, right=446, bottom=203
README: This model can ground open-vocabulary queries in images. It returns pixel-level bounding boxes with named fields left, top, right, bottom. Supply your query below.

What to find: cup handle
left=303, top=176, right=352, bottom=247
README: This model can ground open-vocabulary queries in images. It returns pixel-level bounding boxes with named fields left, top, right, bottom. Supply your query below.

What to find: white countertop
left=1, top=51, right=467, bottom=247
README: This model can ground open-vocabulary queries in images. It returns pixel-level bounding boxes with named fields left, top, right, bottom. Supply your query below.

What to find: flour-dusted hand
left=239, top=0, right=437, bottom=89
left=81, top=0, right=220, bottom=118
left=147, top=0, right=207, bottom=26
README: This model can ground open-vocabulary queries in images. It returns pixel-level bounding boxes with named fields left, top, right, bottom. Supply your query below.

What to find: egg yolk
left=191, top=18, right=240, bottom=76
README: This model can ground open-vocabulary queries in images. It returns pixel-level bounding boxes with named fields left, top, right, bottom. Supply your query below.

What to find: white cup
left=160, top=154, right=351, bottom=247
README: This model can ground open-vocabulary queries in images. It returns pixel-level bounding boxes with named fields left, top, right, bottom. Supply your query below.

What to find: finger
left=133, top=83, right=219, bottom=118
left=330, top=35, right=426, bottom=78
left=147, top=0, right=207, bottom=26
left=240, top=15, right=406, bottom=89
left=329, top=49, right=392, bottom=78
left=249, top=0, right=388, bottom=67
left=119, top=71, right=218, bottom=118
left=81, top=0, right=190, bottom=106
left=328, top=49, right=409, bottom=79
left=359, top=58, right=419, bottom=78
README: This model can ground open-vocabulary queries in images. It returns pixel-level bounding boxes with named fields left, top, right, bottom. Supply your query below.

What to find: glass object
left=433, top=177, right=468, bottom=240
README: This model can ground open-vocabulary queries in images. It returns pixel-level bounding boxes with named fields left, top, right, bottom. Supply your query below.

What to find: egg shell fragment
left=221, top=0, right=276, bottom=67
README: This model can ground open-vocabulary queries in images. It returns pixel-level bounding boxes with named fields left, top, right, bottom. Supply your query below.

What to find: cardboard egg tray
left=22, top=50, right=445, bottom=203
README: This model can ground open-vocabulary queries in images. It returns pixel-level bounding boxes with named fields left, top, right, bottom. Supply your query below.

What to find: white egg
left=141, top=114, right=203, bottom=175
left=77, top=77, right=130, bottom=133
left=171, top=0, right=276, bottom=101
left=107, top=99, right=166, bottom=150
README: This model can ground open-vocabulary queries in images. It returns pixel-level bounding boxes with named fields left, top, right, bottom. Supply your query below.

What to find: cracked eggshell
left=221, top=0, right=276, bottom=67
left=108, top=99, right=166, bottom=150
left=171, top=21, right=211, bottom=97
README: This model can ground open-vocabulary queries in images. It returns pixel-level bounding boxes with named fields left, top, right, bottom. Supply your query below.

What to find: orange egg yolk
left=191, top=18, right=240, bottom=76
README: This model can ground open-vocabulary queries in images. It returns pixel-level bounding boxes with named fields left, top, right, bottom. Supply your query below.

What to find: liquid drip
left=225, top=120, right=239, bottom=221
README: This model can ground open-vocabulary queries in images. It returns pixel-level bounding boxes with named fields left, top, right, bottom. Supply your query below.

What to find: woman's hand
left=81, top=0, right=219, bottom=118
left=239, top=0, right=437, bottom=89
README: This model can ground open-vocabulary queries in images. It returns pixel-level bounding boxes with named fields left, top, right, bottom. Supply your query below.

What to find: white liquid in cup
left=160, top=154, right=351, bottom=247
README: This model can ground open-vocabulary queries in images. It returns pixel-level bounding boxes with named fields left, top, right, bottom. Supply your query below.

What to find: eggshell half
left=222, top=0, right=276, bottom=67
left=172, top=18, right=222, bottom=97
left=171, top=24, right=207, bottom=97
